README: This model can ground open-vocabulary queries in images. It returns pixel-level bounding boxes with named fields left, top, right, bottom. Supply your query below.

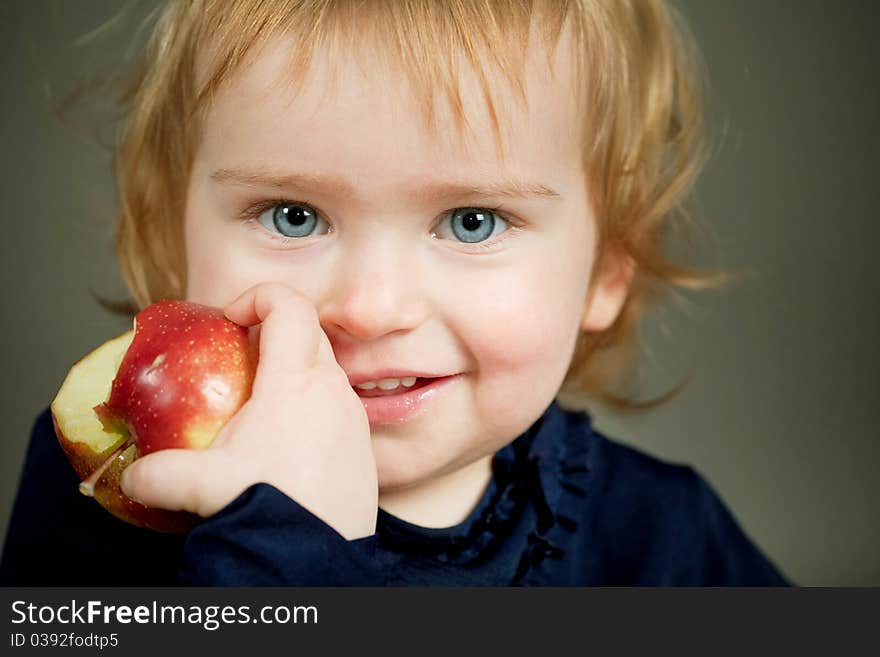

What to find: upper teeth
left=355, top=377, right=418, bottom=390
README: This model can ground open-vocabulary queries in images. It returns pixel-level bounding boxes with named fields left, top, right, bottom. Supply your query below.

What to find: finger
left=223, top=283, right=323, bottom=395
left=120, top=449, right=240, bottom=517
left=316, top=328, right=338, bottom=367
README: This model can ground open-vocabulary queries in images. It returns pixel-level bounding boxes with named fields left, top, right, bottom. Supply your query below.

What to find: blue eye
left=257, top=203, right=330, bottom=238
left=434, top=208, right=508, bottom=244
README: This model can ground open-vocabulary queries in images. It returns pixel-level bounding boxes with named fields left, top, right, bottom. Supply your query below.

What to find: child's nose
left=317, top=245, right=431, bottom=341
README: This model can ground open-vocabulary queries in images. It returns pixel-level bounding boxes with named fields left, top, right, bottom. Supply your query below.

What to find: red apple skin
left=95, top=300, right=256, bottom=455
left=54, top=299, right=257, bottom=532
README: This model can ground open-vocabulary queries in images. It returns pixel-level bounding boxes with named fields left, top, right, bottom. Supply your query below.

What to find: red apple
left=51, top=300, right=256, bottom=532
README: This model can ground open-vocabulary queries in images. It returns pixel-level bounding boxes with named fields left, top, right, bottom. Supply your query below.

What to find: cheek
left=450, top=265, right=587, bottom=434
left=454, top=248, right=590, bottom=377
left=466, top=279, right=582, bottom=381
left=444, top=236, right=592, bottom=433
left=184, top=216, right=237, bottom=305
left=183, top=210, right=286, bottom=307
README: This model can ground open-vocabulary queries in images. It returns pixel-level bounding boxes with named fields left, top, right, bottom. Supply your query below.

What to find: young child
left=0, top=0, right=788, bottom=586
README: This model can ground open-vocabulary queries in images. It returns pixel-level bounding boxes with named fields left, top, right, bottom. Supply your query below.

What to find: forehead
left=195, top=16, right=584, bottom=193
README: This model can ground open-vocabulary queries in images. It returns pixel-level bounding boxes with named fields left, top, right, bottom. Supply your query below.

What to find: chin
left=371, top=438, right=438, bottom=492
left=373, top=436, right=489, bottom=496
left=374, top=456, right=426, bottom=493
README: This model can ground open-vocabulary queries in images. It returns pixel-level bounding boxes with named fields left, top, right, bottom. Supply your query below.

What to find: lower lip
left=357, top=375, right=460, bottom=425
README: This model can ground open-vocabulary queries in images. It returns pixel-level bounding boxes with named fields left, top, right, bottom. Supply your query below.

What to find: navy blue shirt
left=0, top=401, right=790, bottom=586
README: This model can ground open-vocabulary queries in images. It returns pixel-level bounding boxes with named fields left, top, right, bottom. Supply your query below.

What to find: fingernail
left=120, top=468, right=141, bottom=503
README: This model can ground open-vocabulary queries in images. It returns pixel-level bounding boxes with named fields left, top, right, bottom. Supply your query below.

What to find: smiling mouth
left=352, top=377, right=447, bottom=398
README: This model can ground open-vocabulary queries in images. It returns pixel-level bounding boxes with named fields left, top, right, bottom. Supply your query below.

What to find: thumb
left=121, top=448, right=242, bottom=517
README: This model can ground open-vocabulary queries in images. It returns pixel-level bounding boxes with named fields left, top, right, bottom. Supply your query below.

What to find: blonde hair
left=110, top=0, right=724, bottom=411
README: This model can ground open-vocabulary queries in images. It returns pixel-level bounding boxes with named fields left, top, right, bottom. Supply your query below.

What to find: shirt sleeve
left=688, top=471, right=791, bottom=586
left=1, top=409, right=382, bottom=587
left=626, top=465, right=791, bottom=586
left=177, top=483, right=385, bottom=586
left=0, top=409, right=186, bottom=586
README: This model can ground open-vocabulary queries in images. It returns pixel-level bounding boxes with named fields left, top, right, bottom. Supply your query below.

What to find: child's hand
left=120, top=282, right=378, bottom=540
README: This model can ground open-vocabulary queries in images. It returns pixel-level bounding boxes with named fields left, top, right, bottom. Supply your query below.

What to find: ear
left=581, top=245, right=635, bottom=332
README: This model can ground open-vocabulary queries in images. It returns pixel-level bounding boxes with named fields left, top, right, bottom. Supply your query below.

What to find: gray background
left=1, top=1, right=877, bottom=585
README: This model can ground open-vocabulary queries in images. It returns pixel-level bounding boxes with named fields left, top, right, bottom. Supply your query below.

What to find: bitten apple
left=51, top=300, right=257, bottom=532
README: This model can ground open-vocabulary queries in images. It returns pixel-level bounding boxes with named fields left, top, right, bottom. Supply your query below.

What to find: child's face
left=183, top=24, right=626, bottom=495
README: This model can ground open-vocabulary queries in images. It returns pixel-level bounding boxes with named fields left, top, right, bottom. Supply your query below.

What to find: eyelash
left=237, top=198, right=523, bottom=252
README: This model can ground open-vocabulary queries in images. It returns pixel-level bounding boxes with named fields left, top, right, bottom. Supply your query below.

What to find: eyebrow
left=210, top=167, right=561, bottom=202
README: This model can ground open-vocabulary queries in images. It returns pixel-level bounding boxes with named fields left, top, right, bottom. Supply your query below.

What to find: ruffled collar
left=375, top=400, right=595, bottom=583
